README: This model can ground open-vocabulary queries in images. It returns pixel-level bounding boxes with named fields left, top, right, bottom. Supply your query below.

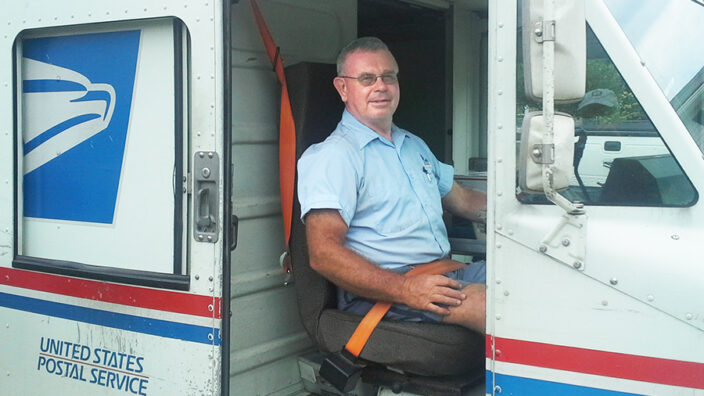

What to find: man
left=297, top=37, right=487, bottom=333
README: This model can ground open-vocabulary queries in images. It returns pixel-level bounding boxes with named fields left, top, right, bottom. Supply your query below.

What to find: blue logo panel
left=22, top=30, right=140, bottom=223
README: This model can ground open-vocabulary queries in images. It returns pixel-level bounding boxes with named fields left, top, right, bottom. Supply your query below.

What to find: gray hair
left=336, top=37, right=394, bottom=75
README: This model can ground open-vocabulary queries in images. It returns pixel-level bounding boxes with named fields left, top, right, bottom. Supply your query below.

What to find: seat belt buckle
left=319, top=349, right=366, bottom=393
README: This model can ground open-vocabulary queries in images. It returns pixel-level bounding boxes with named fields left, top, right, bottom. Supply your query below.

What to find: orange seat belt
left=344, top=260, right=466, bottom=357
left=250, top=0, right=296, bottom=247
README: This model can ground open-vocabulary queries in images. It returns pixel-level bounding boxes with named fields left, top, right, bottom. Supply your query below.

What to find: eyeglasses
left=337, top=73, right=398, bottom=87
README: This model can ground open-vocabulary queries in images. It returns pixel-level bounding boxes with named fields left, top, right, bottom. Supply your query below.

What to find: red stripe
left=490, top=335, right=704, bottom=389
left=0, top=267, right=220, bottom=319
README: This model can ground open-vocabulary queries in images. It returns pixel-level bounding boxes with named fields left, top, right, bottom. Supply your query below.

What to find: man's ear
left=333, top=77, right=347, bottom=102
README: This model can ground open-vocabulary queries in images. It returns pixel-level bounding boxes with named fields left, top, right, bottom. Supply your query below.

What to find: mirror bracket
left=533, top=20, right=555, bottom=43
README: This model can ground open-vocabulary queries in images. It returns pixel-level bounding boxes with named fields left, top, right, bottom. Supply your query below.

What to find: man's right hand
left=401, top=266, right=467, bottom=316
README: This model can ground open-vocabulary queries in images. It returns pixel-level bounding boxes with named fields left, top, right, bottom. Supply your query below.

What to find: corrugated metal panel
left=229, top=1, right=355, bottom=394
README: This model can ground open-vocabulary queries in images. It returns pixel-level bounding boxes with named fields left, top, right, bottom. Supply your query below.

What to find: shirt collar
left=340, top=110, right=408, bottom=150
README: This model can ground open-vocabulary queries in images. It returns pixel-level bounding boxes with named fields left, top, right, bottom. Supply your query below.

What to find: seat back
left=285, top=62, right=344, bottom=346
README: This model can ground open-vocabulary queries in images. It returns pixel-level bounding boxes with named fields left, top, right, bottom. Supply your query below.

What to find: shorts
left=338, top=260, right=486, bottom=323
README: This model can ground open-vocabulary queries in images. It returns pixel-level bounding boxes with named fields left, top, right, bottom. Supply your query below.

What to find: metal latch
left=194, top=151, right=219, bottom=243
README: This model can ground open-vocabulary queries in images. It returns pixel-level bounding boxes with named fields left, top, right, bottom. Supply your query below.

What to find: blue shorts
left=338, top=261, right=486, bottom=323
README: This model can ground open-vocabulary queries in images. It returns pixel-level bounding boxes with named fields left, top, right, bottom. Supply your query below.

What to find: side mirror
left=518, top=111, right=575, bottom=193
left=522, top=0, right=586, bottom=103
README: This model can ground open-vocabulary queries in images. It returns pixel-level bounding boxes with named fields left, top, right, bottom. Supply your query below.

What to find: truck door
left=488, top=0, right=704, bottom=394
left=0, top=2, right=232, bottom=395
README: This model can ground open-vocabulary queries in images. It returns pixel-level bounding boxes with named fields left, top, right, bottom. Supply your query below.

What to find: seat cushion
left=317, top=309, right=484, bottom=376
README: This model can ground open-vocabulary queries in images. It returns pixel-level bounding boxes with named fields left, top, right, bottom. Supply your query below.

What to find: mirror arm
left=540, top=0, right=584, bottom=215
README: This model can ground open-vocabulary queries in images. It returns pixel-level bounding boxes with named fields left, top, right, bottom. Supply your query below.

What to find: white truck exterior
left=1, top=0, right=702, bottom=395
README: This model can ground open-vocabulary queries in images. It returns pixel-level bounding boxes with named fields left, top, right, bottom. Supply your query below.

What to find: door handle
left=194, top=151, right=219, bottom=243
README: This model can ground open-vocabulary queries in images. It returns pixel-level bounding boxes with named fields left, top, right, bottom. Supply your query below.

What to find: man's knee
left=442, top=283, right=486, bottom=333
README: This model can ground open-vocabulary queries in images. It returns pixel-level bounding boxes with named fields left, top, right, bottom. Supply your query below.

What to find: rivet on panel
left=195, top=274, right=200, bottom=280
left=539, top=245, right=547, bottom=253
left=496, top=314, right=502, bottom=320
left=497, top=191, right=503, bottom=197
left=573, top=261, right=582, bottom=269
left=498, top=22, right=504, bottom=28
left=503, top=290, right=509, bottom=297
left=494, top=385, right=502, bottom=393
left=208, top=304, right=214, bottom=312
left=496, top=224, right=502, bottom=230
left=609, top=278, right=618, bottom=286
left=646, top=294, right=654, bottom=302
left=507, top=229, right=513, bottom=236
left=496, top=279, right=502, bottom=285
left=209, top=276, right=213, bottom=281
left=497, top=90, right=503, bottom=96
left=601, top=300, right=608, bottom=306
left=671, top=234, right=680, bottom=240
left=496, top=243, right=502, bottom=249
left=685, top=313, right=694, bottom=320
left=561, top=238, right=570, bottom=247
left=208, top=333, right=214, bottom=341
left=497, top=158, right=503, bottom=163
left=497, top=56, right=503, bottom=62
left=497, top=124, right=503, bottom=130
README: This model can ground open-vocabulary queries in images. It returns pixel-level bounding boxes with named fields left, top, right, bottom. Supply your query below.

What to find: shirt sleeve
left=297, top=139, right=358, bottom=226
left=436, top=160, right=454, bottom=197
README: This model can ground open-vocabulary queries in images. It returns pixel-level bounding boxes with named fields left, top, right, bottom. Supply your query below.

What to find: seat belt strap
left=250, top=0, right=296, bottom=246
left=344, top=261, right=466, bottom=357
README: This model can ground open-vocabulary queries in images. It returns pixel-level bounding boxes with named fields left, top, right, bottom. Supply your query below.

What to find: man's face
left=333, top=50, right=400, bottom=133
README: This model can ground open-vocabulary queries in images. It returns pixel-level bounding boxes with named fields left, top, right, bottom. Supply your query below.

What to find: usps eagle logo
left=22, top=30, right=140, bottom=224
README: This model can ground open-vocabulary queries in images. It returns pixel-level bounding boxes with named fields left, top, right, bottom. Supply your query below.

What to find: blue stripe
left=489, top=371, right=644, bottom=396
left=0, top=292, right=220, bottom=346
left=23, top=79, right=87, bottom=93
left=23, top=113, right=101, bottom=154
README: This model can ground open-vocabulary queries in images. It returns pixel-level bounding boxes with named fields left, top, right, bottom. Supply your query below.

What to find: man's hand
left=400, top=272, right=466, bottom=316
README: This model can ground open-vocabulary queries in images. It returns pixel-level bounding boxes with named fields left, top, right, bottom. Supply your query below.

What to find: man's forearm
left=306, top=220, right=407, bottom=304
left=442, top=182, right=487, bottom=223
left=305, top=209, right=466, bottom=315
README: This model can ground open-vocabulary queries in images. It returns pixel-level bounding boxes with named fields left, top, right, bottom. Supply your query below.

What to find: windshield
left=605, top=0, right=704, bottom=153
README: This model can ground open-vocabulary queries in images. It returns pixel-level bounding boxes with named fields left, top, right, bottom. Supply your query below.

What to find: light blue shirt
left=297, top=110, right=454, bottom=270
